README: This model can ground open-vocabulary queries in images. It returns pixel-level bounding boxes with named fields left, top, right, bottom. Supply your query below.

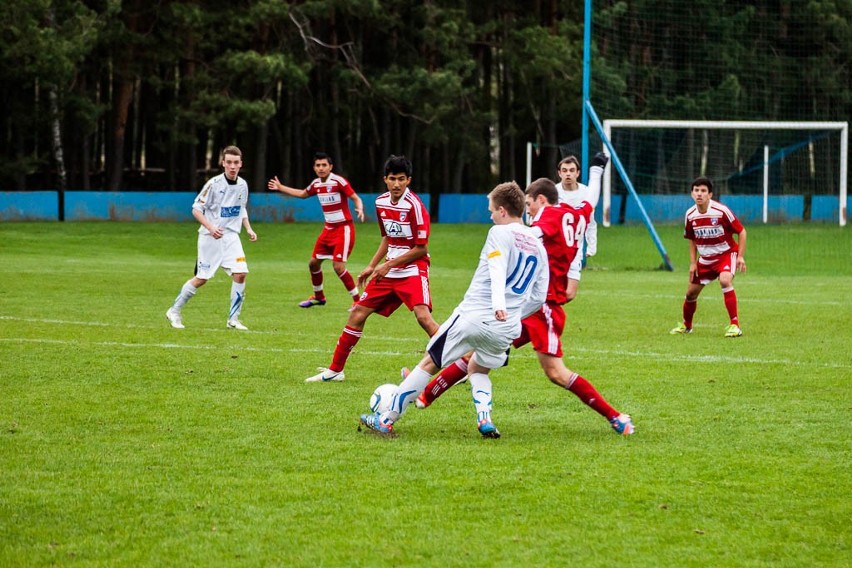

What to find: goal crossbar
left=602, top=120, right=849, bottom=226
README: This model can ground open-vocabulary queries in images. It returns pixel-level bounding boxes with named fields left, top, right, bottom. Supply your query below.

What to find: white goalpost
left=601, top=120, right=849, bottom=227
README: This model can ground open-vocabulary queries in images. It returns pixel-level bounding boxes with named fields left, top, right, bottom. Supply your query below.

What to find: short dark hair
left=489, top=181, right=525, bottom=217
left=314, top=152, right=333, bottom=164
left=557, top=155, right=580, bottom=170
left=384, top=154, right=412, bottom=177
left=526, top=177, right=559, bottom=205
left=691, top=177, right=714, bottom=193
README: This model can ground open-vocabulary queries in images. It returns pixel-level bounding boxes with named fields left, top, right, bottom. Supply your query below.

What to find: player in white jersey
left=360, top=181, right=548, bottom=438
left=555, top=155, right=597, bottom=302
left=166, top=146, right=257, bottom=331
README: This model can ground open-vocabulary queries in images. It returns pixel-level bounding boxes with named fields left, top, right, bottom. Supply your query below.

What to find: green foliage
left=0, top=221, right=850, bottom=565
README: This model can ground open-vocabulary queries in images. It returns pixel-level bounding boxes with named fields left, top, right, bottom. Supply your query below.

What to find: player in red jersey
left=305, top=155, right=439, bottom=382
left=268, top=152, right=365, bottom=310
left=670, top=177, right=747, bottom=337
left=414, top=153, right=635, bottom=435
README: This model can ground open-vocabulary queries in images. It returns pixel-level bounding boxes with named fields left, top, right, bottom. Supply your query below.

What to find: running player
left=359, top=181, right=549, bottom=438
left=670, top=177, right=747, bottom=337
left=268, top=152, right=365, bottom=309
left=166, top=145, right=257, bottom=331
left=305, top=155, right=438, bottom=383
left=414, top=153, right=635, bottom=435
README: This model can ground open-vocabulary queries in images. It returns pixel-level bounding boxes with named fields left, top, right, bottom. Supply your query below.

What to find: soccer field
left=1, top=221, right=850, bottom=566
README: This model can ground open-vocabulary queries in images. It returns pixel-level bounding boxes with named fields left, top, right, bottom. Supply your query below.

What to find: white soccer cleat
left=227, top=319, right=248, bottom=331
left=166, top=308, right=184, bottom=329
left=305, top=367, right=345, bottom=383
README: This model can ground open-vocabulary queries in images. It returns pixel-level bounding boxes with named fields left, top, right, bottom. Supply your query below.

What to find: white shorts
left=568, top=254, right=582, bottom=281
left=426, top=310, right=516, bottom=370
left=196, top=232, right=248, bottom=280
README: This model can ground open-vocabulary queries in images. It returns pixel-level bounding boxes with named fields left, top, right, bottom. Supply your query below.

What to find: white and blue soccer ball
left=369, top=383, right=397, bottom=414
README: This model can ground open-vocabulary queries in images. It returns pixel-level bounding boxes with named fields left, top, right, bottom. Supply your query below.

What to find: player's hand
left=372, top=263, right=391, bottom=281
left=494, top=310, right=507, bottom=322
left=210, top=226, right=224, bottom=239
left=355, top=208, right=365, bottom=222
left=248, top=230, right=258, bottom=242
left=357, top=266, right=374, bottom=288
left=267, top=176, right=283, bottom=191
left=736, top=257, right=746, bottom=273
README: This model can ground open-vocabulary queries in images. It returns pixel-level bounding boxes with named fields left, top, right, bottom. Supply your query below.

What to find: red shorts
left=692, top=251, right=738, bottom=285
left=358, top=268, right=432, bottom=317
left=513, top=301, right=565, bottom=358
left=312, top=223, right=355, bottom=262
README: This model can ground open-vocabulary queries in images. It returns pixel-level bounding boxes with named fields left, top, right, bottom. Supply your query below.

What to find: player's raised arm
left=584, top=152, right=609, bottom=209
left=267, top=176, right=309, bottom=198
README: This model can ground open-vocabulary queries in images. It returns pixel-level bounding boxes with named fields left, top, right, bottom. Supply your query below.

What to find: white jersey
left=556, top=181, right=598, bottom=255
left=457, top=223, right=548, bottom=336
left=193, top=174, right=249, bottom=235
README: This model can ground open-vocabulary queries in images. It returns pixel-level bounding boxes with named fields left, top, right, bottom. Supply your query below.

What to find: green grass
left=0, top=221, right=850, bottom=567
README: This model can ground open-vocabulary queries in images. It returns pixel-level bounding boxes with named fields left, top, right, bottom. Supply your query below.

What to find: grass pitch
left=0, top=221, right=850, bottom=566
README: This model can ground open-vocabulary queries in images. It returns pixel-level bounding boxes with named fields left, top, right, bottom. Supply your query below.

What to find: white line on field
left=2, top=336, right=849, bottom=371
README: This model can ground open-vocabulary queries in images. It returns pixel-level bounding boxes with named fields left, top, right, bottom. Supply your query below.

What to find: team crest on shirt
left=399, top=212, right=407, bottom=222
left=711, top=217, right=718, bottom=225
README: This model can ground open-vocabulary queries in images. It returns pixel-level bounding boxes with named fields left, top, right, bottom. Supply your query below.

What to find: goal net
left=602, top=120, right=849, bottom=226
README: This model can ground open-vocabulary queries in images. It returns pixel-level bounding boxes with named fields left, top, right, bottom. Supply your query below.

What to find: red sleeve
left=412, top=199, right=430, bottom=245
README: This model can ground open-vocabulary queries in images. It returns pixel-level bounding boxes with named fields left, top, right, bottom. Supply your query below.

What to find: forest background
left=1, top=0, right=849, bottom=208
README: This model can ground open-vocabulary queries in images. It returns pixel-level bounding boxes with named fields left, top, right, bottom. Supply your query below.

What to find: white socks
left=469, top=372, right=493, bottom=421
left=384, top=365, right=433, bottom=423
left=229, top=281, right=246, bottom=321
left=172, top=280, right=197, bottom=310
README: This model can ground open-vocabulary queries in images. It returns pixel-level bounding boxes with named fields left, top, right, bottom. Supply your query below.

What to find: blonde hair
left=488, top=181, right=525, bottom=217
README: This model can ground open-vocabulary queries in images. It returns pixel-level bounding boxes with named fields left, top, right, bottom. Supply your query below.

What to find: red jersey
left=306, top=172, right=356, bottom=227
left=532, top=202, right=592, bottom=304
left=683, top=199, right=744, bottom=260
left=375, top=188, right=431, bottom=278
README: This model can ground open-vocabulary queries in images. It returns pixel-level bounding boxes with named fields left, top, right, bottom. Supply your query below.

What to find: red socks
left=723, top=288, right=739, bottom=325
left=683, top=298, right=697, bottom=329
left=567, top=374, right=618, bottom=421
left=330, top=325, right=362, bottom=372
left=420, top=357, right=469, bottom=405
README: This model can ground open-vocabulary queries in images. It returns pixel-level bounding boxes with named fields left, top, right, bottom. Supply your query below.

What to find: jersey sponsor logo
left=221, top=205, right=242, bottom=217
left=236, top=256, right=246, bottom=262
left=384, top=220, right=406, bottom=237
left=694, top=226, right=724, bottom=238
left=318, top=193, right=341, bottom=205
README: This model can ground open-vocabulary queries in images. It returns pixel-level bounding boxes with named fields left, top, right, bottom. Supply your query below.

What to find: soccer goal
left=601, top=120, right=849, bottom=227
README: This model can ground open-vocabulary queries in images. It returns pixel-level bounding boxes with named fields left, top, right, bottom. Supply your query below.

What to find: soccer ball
left=369, top=383, right=397, bottom=414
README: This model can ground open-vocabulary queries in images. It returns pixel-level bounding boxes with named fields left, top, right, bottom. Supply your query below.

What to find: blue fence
left=0, top=191, right=847, bottom=224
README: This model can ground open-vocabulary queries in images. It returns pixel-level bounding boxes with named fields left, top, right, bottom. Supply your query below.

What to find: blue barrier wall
left=0, top=190, right=846, bottom=224
left=0, top=191, right=59, bottom=221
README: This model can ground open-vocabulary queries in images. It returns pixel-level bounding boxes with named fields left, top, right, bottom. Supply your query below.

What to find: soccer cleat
left=591, top=151, right=609, bottom=169
left=299, top=296, right=327, bottom=308
left=227, top=319, right=248, bottom=331
left=166, top=308, right=185, bottom=329
left=360, top=412, right=394, bottom=435
left=305, top=367, right=345, bottom=383
left=610, top=414, right=635, bottom=436
left=669, top=323, right=692, bottom=335
left=347, top=300, right=358, bottom=313
left=724, top=324, right=743, bottom=337
left=415, top=391, right=430, bottom=409
left=477, top=419, right=501, bottom=439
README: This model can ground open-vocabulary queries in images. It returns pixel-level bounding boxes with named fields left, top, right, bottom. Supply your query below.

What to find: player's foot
left=669, top=323, right=692, bottom=334
left=724, top=324, right=743, bottom=337
left=591, top=151, right=609, bottom=169
left=359, top=412, right=394, bottom=435
left=305, top=367, right=345, bottom=382
left=227, top=319, right=248, bottom=331
left=299, top=296, right=326, bottom=308
left=610, top=414, right=635, bottom=436
left=165, top=308, right=184, bottom=329
left=415, top=391, right=431, bottom=409
left=477, top=419, right=501, bottom=439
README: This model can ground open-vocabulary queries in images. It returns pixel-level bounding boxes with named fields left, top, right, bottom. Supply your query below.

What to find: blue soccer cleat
left=360, top=412, right=394, bottom=435
left=477, top=419, right=501, bottom=439
left=610, top=414, right=635, bottom=436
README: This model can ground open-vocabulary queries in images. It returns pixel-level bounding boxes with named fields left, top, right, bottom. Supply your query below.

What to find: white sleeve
left=521, top=243, right=549, bottom=319
left=485, top=228, right=509, bottom=313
